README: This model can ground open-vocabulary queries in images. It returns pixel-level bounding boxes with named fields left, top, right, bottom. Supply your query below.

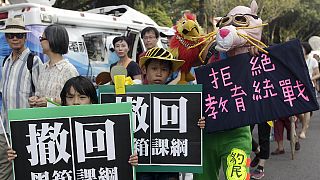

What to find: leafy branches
left=53, top=0, right=320, bottom=43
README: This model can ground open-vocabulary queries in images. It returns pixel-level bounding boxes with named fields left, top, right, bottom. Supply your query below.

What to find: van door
left=125, top=27, right=144, bottom=63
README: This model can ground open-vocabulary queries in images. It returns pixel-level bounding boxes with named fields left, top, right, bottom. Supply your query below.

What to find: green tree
left=263, top=0, right=320, bottom=43
left=143, top=8, right=173, bottom=27
left=54, top=0, right=320, bottom=43
left=54, top=0, right=88, bottom=10
left=134, top=0, right=174, bottom=27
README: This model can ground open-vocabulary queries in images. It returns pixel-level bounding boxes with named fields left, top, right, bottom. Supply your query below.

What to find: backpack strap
left=27, top=53, right=35, bottom=92
left=2, top=55, right=9, bottom=67
left=2, top=53, right=35, bottom=92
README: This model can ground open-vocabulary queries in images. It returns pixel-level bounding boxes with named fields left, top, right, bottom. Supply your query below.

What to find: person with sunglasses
left=0, top=17, right=42, bottom=180
left=28, top=24, right=78, bottom=107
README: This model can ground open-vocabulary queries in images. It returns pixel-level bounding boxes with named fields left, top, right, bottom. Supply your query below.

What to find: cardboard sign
left=99, top=85, right=203, bottom=173
left=195, top=39, right=319, bottom=133
left=9, top=103, right=135, bottom=180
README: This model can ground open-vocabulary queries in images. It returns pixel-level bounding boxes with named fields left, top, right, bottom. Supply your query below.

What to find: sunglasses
left=39, top=36, right=48, bottom=42
left=217, top=14, right=259, bottom=28
left=5, top=33, right=26, bottom=39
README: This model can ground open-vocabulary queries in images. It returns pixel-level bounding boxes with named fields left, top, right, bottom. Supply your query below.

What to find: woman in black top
left=110, top=36, right=142, bottom=80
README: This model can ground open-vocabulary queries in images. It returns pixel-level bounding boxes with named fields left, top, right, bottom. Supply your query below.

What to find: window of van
left=126, top=28, right=144, bottom=63
left=83, top=35, right=105, bottom=62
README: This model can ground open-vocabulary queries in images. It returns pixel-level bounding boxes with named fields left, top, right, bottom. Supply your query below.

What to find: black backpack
left=2, top=53, right=35, bottom=92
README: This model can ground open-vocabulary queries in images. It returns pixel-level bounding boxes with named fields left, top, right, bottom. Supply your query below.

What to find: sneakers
left=271, top=149, right=285, bottom=155
left=251, top=168, right=265, bottom=179
left=250, top=156, right=260, bottom=167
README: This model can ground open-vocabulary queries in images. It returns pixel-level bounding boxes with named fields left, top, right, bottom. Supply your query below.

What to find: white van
left=0, top=3, right=166, bottom=81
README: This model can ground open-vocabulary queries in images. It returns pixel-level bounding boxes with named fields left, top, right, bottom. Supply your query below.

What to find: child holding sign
left=7, top=76, right=138, bottom=166
left=138, top=47, right=205, bottom=180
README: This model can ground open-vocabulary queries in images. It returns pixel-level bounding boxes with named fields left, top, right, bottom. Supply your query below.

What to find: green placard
left=9, top=103, right=136, bottom=180
left=9, top=103, right=132, bottom=120
left=99, top=84, right=202, bottom=96
left=99, top=84, right=203, bottom=173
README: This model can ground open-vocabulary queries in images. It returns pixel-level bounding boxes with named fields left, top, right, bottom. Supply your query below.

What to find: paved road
left=183, top=99, right=320, bottom=180
left=262, top=98, right=320, bottom=180
left=216, top=98, right=320, bottom=180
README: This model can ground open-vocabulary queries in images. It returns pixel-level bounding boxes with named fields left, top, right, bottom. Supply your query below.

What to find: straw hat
left=0, top=17, right=31, bottom=33
left=139, top=47, right=184, bottom=72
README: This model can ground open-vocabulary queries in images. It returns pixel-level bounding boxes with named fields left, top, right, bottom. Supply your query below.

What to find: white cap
left=160, top=27, right=176, bottom=37
left=308, top=36, right=320, bottom=51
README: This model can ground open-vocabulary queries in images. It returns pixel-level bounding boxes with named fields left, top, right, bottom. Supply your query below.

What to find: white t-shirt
left=308, top=50, right=320, bottom=63
left=306, top=57, right=318, bottom=83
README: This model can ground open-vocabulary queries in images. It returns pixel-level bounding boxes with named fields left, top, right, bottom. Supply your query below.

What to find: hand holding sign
left=7, top=149, right=16, bottom=161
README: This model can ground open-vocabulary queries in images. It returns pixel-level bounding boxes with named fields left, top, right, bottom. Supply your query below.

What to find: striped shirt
left=0, top=48, right=42, bottom=134
left=35, top=59, right=78, bottom=99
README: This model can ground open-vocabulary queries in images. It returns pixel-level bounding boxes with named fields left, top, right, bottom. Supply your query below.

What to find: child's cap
left=139, top=47, right=185, bottom=72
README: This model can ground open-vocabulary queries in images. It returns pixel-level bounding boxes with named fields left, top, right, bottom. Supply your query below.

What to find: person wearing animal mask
left=194, top=1, right=268, bottom=180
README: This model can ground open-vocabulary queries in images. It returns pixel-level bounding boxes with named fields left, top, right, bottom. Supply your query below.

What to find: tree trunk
left=273, top=24, right=281, bottom=44
left=198, top=0, right=205, bottom=27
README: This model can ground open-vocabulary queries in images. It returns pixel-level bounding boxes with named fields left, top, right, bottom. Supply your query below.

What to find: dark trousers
left=251, top=122, right=271, bottom=159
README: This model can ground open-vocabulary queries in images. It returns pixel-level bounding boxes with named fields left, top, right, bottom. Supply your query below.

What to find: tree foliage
left=134, top=0, right=173, bottom=27
left=143, top=8, right=173, bottom=27
left=53, top=0, right=320, bottom=43
left=265, top=0, right=320, bottom=43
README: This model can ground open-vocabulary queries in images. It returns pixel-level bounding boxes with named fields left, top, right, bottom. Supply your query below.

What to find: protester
left=250, top=122, right=271, bottom=179
left=298, top=42, right=320, bottom=139
left=302, top=42, right=320, bottom=92
left=271, top=117, right=300, bottom=155
left=110, top=36, right=142, bottom=81
left=193, top=1, right=270, bottom=179
left=60, top=76, right=98, bottom=106
left=137, top=47, right=205, bottom=180
left=141, top=27, right=159, bottom=50
left=28, top=24, right=78, bottom=107
left=193, top=119, right=252, bottom=180
left=139, top=27, right=161, bottom=82
left=160, top=27, right=176, bottom=48
left=0, top=17, right=42, bottom=180
left=8, top=76, right=138, bottom=166
left=308, top=36, right=320, bottom=93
